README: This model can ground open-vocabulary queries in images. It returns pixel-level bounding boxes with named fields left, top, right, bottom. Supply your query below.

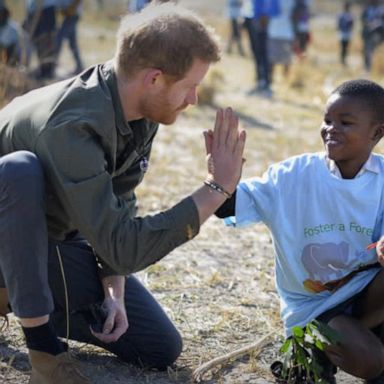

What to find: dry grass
left=0, top=64, right=37, bottom=107
left=0, top=1, right=381, bottom=383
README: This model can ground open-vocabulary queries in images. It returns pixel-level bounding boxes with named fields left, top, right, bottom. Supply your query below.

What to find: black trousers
left=0, top=151, right=182, bottom=369
left=243, top=18, right=270, bottom=88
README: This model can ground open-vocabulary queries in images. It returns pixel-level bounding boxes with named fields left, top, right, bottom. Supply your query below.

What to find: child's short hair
left=332, top=79, right=384, bottom=123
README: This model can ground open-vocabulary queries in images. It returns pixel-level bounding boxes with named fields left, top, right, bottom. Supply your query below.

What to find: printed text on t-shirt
left=304, top=222, right=373, bottom=237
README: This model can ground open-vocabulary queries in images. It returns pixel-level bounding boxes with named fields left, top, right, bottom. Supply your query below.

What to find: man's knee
left=117, top=327, right=183, bottom=370
left=0, top=151, right=44, bottom=197
left=154, top=328, right=183, bottom=369
left=139, top=330, right=183, bottom=370
left=0, top=151, right=43, bottom=181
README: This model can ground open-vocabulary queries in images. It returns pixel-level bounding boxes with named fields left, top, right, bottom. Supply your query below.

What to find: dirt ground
left=0, top=0, right=377, bottom=383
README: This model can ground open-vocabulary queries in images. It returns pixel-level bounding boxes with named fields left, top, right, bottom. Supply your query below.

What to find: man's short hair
left=332, top=79, right=384, bottom=123
left=115, top=2, right=221, bottom=80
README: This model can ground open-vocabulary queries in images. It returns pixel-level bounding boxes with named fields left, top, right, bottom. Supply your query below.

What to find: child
left=337, top=1, right=354, bottom=66
left=225, top=0, right=245, bottom=56
left=291, top=0, right=311, bottom=58
left=215, top=79, right=384, bottom=383
left=268, top=0, right=295, bottom=85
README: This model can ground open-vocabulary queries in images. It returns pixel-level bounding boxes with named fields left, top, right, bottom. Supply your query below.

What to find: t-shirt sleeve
left=225, top=165, right=279, bottom=227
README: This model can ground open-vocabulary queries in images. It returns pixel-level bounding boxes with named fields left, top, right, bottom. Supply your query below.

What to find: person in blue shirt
left=128, top=0, right=151, bottom=13
left=337, top=1, right=354, bottom=66
left=215, top=79, right=384, bottom=383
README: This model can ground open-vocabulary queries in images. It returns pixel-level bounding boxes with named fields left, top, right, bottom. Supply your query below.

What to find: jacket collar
left=102, top=60, right=134, bottom=137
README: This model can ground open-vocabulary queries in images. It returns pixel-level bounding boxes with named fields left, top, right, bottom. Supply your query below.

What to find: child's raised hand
left=376, top=236, right=384, bottom=266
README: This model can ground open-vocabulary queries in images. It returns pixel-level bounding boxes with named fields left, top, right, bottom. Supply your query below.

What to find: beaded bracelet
left=204, top=180, right=232, bottom=199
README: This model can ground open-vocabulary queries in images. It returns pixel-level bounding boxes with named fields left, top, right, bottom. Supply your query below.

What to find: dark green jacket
left=0, top=61, right=200, bottom=275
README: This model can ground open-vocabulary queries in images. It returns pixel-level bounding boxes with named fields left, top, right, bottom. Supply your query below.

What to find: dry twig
left=192, top=331, right=274, bottom=382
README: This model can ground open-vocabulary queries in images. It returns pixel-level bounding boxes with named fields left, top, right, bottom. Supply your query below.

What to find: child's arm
left=376, top=236, right=384, bottom=266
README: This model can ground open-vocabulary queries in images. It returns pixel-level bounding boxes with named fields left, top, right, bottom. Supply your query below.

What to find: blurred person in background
left=128, top=0, right=151, bottom=12
left=56, top=0, right=84, bottom=76
left=128, top=0, right=172, bottom=12
left=361, top=0, right=384, bottom=72
left=268, top=0, right=295, bottom=92
left=23, top=0, right=59, bottom=79
left=225, top=0, right=245, bottom=56
left=241, top=0, right=259, bottom=87
left=0, top=3, right=21, bottom=66
left=291, top=0, right=311, bottom=58
left=337, top=1, right=354, bottom=66
left=243, top=0, right=280, bottom=97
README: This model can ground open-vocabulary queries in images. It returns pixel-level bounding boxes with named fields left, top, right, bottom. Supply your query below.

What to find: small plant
left=271, top=320, right=341, bottom=384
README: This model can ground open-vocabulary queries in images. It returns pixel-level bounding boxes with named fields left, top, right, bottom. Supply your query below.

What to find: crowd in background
left=226, top=0, right=384, bottom=97
left=0, top=0, right=174, bottom=80
left=0, top=0, right=84, bottom=79
left=0, top=0, right=384, bottom=90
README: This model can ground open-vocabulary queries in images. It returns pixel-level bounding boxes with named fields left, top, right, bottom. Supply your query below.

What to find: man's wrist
left=204, top=179, right=232, bottom=199
left=101, top=275, right=126, bottom=300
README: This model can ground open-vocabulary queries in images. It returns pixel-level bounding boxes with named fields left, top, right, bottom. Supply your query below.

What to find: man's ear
left=373, top=123, right=384, bottom=142
left=143, top=68, right=163, bottom=87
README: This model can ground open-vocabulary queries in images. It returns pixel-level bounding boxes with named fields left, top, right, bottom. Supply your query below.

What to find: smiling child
left=216, top=79, right=384, bottom=383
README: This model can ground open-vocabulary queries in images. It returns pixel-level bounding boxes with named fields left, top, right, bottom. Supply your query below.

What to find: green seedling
left=271, top=320, right=341, bottom=384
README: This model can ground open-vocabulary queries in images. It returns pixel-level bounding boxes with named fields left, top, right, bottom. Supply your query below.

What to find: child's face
left=320, top=93, right=383, bottom=178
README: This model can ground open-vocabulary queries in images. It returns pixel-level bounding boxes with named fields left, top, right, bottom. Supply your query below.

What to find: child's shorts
left=316, top=287, right=367, bottom=324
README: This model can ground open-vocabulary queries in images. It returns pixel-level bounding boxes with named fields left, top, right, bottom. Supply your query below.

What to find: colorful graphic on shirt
left=301, top=241, right=357, bottom=293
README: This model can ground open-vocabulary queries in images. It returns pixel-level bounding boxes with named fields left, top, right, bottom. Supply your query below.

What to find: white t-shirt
left=226, top=0, right=243, bottom=19
left=226, top=152, right=384, bottom=335
left=241, top=0, right=254, bottom=18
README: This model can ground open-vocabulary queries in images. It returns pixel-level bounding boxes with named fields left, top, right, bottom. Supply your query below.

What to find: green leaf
left=315, top=339, right=325, bottom=350
left=280, top=338, right=292, bottom=353
left=282, top=340, right=293, bottom=377
left=292, top=326, right=305, bottom=338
